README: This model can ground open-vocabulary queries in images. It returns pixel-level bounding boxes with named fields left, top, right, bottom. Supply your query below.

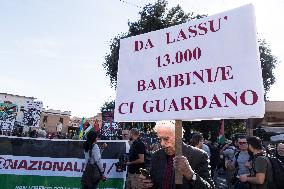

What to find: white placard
left=115, top=4, right=264, bottom=122
left=22, top=100, right=43, bottom=127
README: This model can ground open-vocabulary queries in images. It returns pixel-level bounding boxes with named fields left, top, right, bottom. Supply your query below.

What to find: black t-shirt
left=250, top=153, right=273, bottom=189
left=128, top=138, right=146, bottom=174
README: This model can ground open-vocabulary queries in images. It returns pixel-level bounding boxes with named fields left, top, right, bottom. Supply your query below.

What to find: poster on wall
left=0, top=102, right=18, bottom=131
left=0, top=137, right=129, bottom=189
left=101, top=122, right=120, bottom=138
left=101, top=110, right=121, bottom=139
left=21, top=100, right=43, bottom=127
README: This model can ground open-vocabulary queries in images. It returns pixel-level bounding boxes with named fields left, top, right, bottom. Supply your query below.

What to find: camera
left=139, top=168, right=151, bottom=179
left=115, top=155, right=127, bottom=172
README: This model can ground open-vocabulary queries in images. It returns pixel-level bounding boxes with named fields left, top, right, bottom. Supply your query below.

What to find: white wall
left=0, top=94, right=34, bottom=122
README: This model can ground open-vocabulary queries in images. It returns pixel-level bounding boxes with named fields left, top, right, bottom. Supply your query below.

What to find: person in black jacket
left=126, top=128, right=146, bottom=189
left=139, top=120, right=215, bottom=189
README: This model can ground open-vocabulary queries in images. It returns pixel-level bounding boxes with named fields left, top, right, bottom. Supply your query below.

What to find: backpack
left=234, top=151, right=253, bottom=171
left=266, top=155, right=284, bottom=189
left=230, top=151, right=252, bottom=185
left=81, top=147, right=102, bottom=186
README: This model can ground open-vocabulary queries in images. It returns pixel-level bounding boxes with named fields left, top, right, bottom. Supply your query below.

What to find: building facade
left=69, top=113, right=102, bottom=133
left=247, top=101, right=284, bottom=138
left=263, top=101, right=284, bottom=125
left=39, top=109, right=71, bottom=134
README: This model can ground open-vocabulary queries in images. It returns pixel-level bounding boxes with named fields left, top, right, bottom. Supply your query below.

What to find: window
left=43, top=116, right=48, bottom=123
left=59, top=117, right=63, bottom=124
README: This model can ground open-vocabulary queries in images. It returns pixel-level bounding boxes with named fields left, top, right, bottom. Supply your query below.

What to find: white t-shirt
left=84, top=144, right=104, bottom=172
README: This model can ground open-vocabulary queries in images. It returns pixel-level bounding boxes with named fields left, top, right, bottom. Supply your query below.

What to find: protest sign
left=115, top=4, right=264, bottom=122
left=21, top=100, right=43, bottom=127
left=0, top=102, right=17, bottom=131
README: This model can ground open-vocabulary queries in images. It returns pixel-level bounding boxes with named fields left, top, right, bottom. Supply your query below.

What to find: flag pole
left=175, top=120, right=183, bottom=184
left=218, top=119, right=225, bottom=144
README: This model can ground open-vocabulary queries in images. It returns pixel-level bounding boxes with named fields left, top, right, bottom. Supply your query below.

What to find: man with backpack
left=221, top=140, right=236, bottom=189
left=268, top=142, right=284, bottom=189
left=239, top=136, right=273, bottom=189
left=225, top=136, right=251, bottom=189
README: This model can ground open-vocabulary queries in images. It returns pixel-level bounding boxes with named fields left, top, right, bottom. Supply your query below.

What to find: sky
left=0, top=0, right=283, bottom=118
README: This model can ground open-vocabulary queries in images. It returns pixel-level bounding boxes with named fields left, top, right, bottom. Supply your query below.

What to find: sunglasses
left=239, top=142, right=247, bottom=145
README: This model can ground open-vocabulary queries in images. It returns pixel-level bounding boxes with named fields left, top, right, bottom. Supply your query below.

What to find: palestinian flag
left=0, top=136, right=128, bottom=189
left=84, top=125, right=95, bottom=136
left=79, top=117, right=85, bottom=139
left=218, top=119, right=225, bottom=144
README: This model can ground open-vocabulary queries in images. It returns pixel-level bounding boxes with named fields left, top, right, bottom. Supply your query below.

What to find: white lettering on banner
left=115, top=4, right=265, bottom=121
left=0, top=155, right=124, bottom=179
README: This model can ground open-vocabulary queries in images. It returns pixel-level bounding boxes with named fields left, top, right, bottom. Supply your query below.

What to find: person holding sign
left=139, top=121, right=215, bottom=189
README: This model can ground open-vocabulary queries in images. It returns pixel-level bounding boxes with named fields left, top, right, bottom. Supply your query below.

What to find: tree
left=258, top=39, right=278, bottom=98
left=102, top=0, right=278, bottom=138
left=100, top=100, right=115, bottom=112
left=182, top=119, right=246, bottom=143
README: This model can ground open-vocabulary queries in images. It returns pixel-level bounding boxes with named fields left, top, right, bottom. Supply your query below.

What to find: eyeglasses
left=239, top=142, right=247, bottom=145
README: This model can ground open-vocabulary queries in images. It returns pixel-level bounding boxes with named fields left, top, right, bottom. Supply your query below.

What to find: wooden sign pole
left=175, top=120, right=183, bottom=184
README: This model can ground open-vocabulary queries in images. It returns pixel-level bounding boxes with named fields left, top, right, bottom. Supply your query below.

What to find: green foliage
left=258, top=39, right=278, bottom=98
left=103, top=34, right=127, bottom=89
left=100, top=100, right=115, bottom=112
left=182, top=120, right=245, bottom=142
left=182, top=121, right=220, bottom=142
left=128, top=1, right=202, bottom=36
left=223, top=119, right=246, bottom=138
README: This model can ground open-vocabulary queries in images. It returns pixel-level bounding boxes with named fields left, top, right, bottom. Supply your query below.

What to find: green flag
left=218, top=120, right=225, bottom=144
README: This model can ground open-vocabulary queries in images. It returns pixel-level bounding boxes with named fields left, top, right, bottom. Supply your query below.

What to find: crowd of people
left=2, top=126, right=76, bottom=139
left=2, top=120, right=284, bottom=189
left=122, top=121, right=284, bottom=189
left=2, top=121, right=282, bottom=189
